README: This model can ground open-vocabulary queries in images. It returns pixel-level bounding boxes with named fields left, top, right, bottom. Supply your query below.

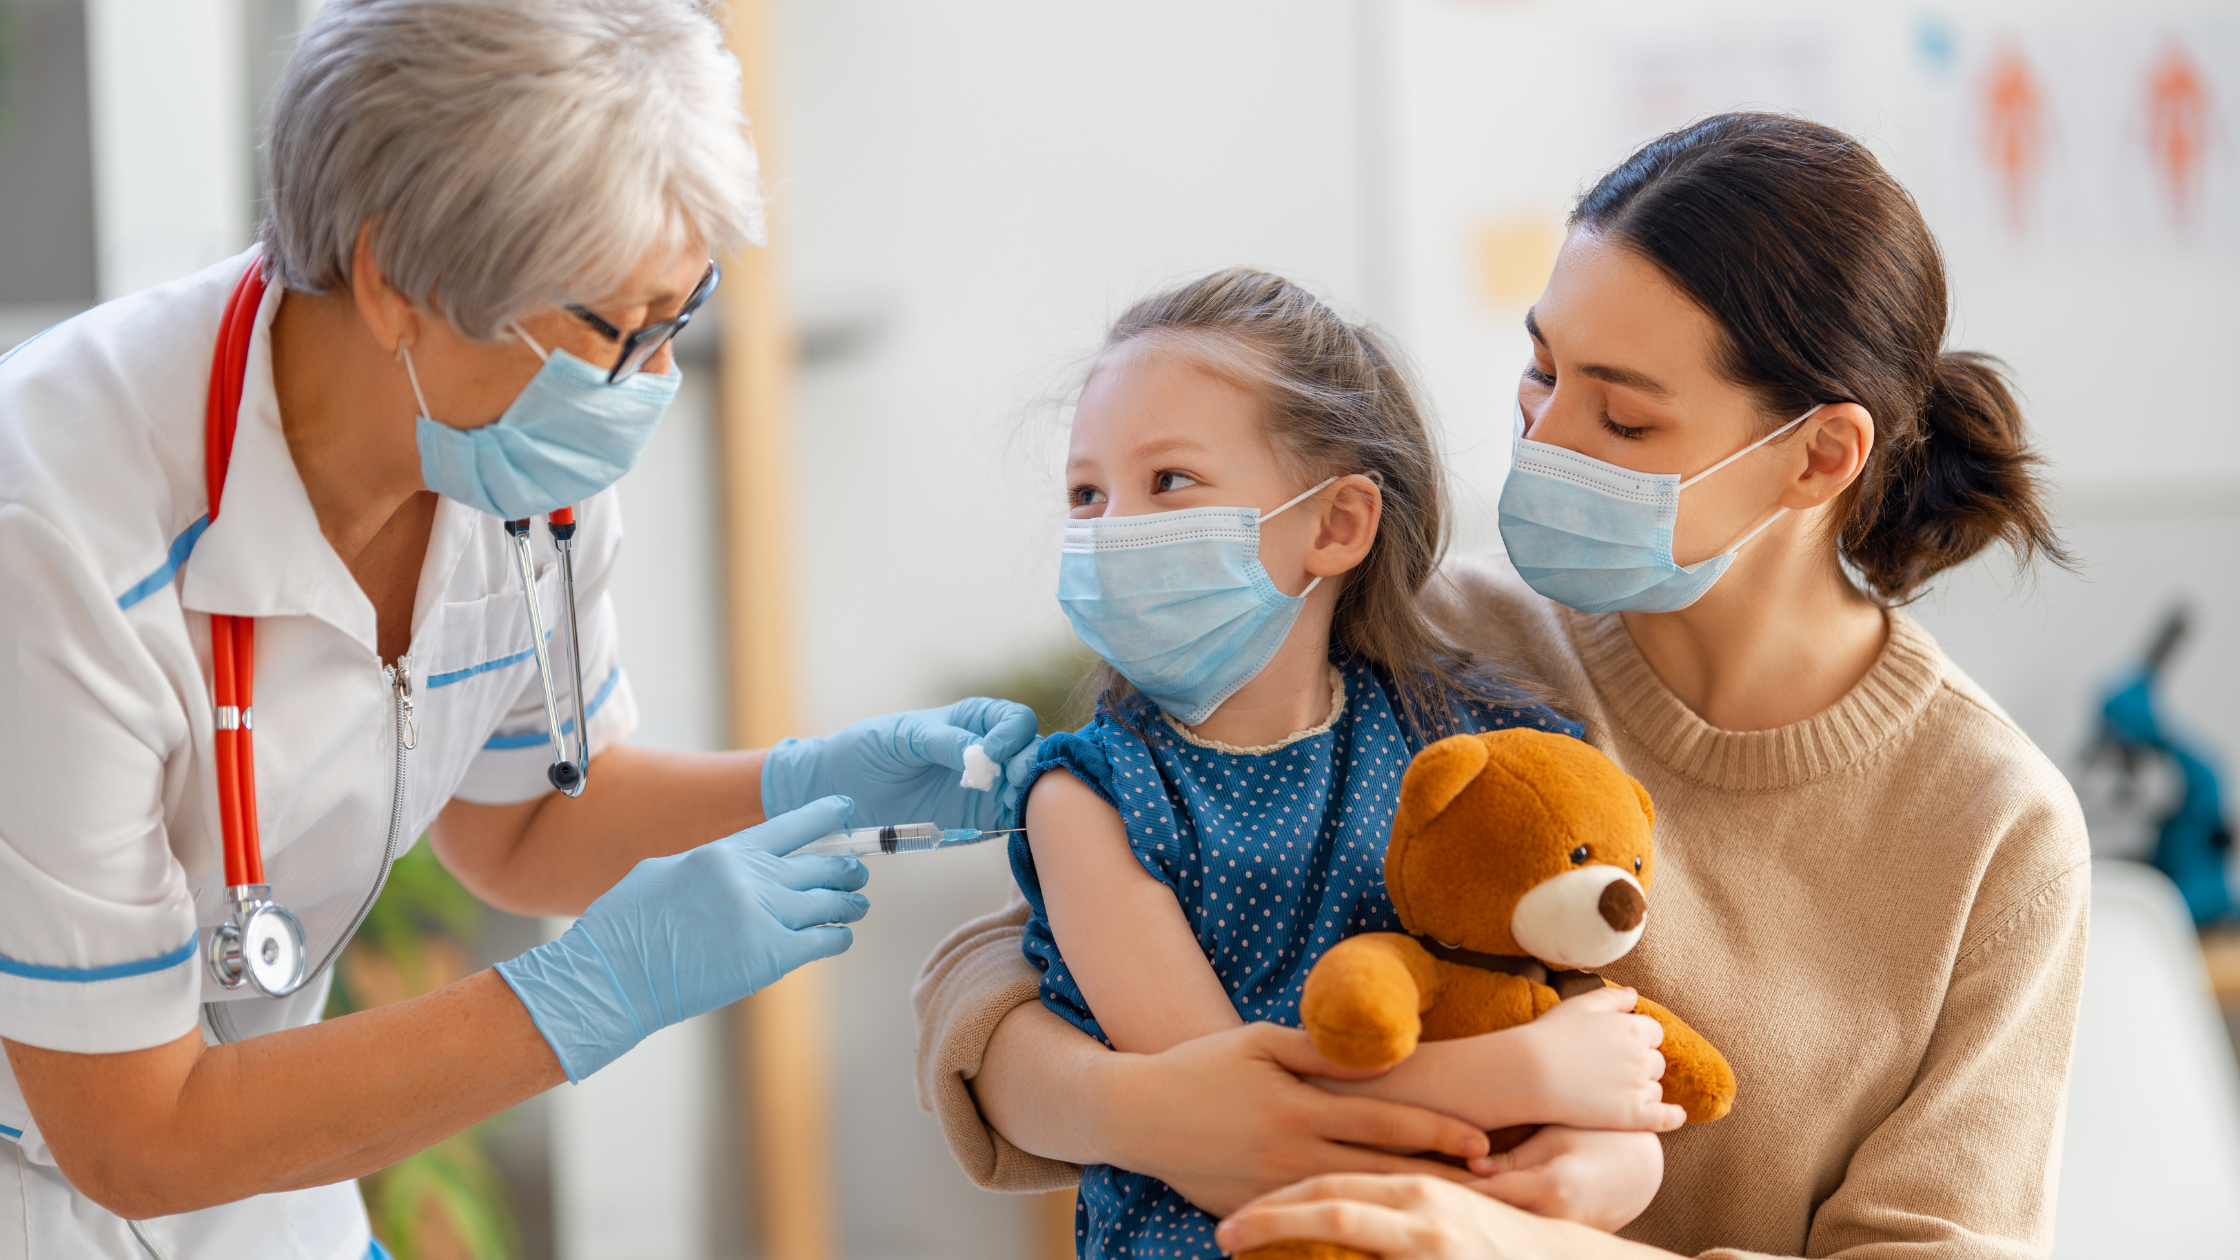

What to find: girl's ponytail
left=1843, top=351, right=2066, bottom=601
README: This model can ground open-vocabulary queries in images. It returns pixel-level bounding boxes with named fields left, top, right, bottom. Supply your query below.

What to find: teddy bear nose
left=1599, top=878, right=1647, bottom=932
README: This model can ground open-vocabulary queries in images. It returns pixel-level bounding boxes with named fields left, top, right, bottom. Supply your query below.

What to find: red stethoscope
left=201, top=262, right=591, bottom=997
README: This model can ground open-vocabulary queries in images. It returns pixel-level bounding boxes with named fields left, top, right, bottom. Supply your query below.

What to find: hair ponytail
left=1843, top=351, right=2068, bottom=601
left=1574, top=113, right=2072, bottom=604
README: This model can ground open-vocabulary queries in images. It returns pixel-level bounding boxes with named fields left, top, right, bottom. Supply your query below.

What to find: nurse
left=0, top=2, right=1033, bottom=1257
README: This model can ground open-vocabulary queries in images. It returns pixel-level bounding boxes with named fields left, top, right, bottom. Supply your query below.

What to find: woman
left=914, top=114, right=2088, bottom=1258
left=0, top=3, right=1032, bottom=1257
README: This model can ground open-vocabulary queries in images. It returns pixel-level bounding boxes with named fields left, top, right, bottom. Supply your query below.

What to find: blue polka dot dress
left=1010, top=654, right=1582, bottom=1259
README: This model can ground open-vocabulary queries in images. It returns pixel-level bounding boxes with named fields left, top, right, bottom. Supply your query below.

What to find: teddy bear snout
left=1599, top=878, right=1646, bottom=931
left=1510, top=865, right=1649, bottom=970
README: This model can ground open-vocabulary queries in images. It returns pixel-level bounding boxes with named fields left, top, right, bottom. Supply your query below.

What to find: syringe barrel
left=799, top=822, right=943, bottom=857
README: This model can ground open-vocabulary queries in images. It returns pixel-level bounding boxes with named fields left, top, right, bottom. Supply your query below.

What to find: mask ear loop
left=1678, top=404, right=1825, bottom=490
left=511, top=322, right=552, bottom=364
left=1262, top=475, right=1342, bottom=521
left=1678, top=405, right=1828, bottom=568
left=397, top=342, right=436, bottom=420
left=1260, top=475, right=1344, bottom=598
left=403, top=325, right=553, bottom=420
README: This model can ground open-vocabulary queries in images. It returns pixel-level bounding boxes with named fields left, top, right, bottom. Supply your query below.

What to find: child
left=1013, top=269, right=1680, bottom=1259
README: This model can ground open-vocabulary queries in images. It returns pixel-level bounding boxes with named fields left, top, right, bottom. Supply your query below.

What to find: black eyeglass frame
left=567, top=260, right=721, bottom=384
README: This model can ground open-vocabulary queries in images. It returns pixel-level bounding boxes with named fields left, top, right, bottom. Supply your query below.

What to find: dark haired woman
left=914, top=112, right=2087, bottom=1259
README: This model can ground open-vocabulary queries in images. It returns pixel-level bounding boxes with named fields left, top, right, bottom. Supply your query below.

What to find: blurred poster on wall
left=1915, top=13, right=2240, bottom=252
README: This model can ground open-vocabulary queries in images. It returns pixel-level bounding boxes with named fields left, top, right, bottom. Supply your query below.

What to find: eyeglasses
left=566, top=260, right=721, bottom=384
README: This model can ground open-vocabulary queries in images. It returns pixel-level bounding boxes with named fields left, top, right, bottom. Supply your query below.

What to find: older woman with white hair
left=0, top=2, right=1034, bottom=1256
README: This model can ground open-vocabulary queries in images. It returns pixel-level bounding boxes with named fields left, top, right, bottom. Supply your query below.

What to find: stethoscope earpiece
left=506, top=510, right=593, bottom=799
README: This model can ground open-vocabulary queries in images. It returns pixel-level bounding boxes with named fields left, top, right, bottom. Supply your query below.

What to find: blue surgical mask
left=405, top=325, right=680, bottom=519
left=1497, top=401, right=1821, bottom=614
left=1058, top=477, right=1337, bottom=725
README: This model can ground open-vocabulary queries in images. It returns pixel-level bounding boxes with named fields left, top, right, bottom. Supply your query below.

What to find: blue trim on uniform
left=425, top=629, right=552, bottom=689
left=0, top=935, right=198, bottom=982
left=481, top=665, right=622, bottom=750
left=116, top=515, right=212, bottom=610
left=367, top=1235, right=394, bottom=1260
left=0, top=1122, right=22, bottom=1141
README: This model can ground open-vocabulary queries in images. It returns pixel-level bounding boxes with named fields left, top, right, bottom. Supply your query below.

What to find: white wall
left=83, top=0, right=252, bottom=296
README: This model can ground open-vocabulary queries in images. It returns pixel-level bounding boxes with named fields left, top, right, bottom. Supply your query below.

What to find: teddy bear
left=1235, top=728, right=1734, bottom=1260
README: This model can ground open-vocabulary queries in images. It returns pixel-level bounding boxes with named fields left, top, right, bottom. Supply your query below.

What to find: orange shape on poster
left=2146, top=43, right=2211, bottom=230
left=1981, top=42, right=2045, bottom=237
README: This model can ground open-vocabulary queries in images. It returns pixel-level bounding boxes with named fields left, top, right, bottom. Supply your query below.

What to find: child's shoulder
left=1023, top=701, right=1160, bottom=814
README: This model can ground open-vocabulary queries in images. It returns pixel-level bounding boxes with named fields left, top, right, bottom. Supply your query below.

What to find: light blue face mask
left=405, top=325, right=680, bottom=519
left=1057, top=477, right=1337, bottom=725
left=1497, top=400, right=1821, bottom=614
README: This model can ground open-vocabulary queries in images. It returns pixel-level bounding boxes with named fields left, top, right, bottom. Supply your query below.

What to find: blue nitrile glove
left=761, top=697, right=1043, bottom=830
left=496, top=796, right=869, bottom=1082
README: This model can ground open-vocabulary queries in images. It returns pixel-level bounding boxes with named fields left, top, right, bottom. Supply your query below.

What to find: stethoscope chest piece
left=207, top=884, right=309, bottom=997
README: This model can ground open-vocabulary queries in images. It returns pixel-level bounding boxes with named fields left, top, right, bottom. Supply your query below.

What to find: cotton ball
left=959, top=744, right=1001, bottom=791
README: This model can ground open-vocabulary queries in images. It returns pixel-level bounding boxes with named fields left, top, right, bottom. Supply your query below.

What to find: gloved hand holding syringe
left=800, top=821, right=1023, bottom=858
left=795, top=739, right=1026, bottom=856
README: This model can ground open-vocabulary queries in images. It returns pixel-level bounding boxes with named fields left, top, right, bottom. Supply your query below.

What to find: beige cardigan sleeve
left=910, top=890, right=1083, bottom=1193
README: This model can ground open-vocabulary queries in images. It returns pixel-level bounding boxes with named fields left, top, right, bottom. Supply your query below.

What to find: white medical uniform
left=0, top=251, right=639, bottom=1259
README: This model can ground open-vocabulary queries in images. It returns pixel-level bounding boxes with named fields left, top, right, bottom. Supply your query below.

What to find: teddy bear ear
left=1631, top=775, right=1656, bottom=828
left=1397, top=733, right=1494, bottom=832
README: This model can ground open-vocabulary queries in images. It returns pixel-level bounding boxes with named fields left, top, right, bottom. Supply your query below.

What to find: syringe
left=799, top=822, right=1023, bottom=858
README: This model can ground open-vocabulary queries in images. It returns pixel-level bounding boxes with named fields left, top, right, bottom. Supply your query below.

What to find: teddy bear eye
left=1569, top=845, right=1590, bottom=864
left=1634, top=856, right=1643, bottom=874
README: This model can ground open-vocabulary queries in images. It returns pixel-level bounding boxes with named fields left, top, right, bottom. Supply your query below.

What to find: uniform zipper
left=127, top=1219, right=170, bottom=1260
left=306, top=656, right=416, bottom=986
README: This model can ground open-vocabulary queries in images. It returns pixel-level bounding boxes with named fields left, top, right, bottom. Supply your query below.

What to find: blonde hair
left=259, top=0, right=762, bottom=340
left=1080, top=268, right=1523, bottom=734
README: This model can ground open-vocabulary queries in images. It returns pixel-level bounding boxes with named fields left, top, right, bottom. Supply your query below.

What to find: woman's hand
left=760, top=698, right=1041, bottom=829
left=1094, top=1023, right=1498, bottom=1218
left=1475, top=1126, right=1664, bottom=1232
left=1217, top=1174, right=1558, bottom=1259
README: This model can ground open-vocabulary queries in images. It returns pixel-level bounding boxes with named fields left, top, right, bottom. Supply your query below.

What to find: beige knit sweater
left=912, top=552, right=2090, bottom=1260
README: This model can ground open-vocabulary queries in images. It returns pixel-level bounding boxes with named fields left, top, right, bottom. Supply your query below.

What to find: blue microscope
left=2088, top=608, right=2234, bottom=926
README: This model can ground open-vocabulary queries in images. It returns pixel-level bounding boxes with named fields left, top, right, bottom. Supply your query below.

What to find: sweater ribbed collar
left=1564, top=607, right=1947, bottom=793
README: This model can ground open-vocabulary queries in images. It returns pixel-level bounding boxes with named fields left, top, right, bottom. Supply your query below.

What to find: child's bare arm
left=1025, top=770, right=1241, bottom=1053
left=1318, top=988, right=1684, bottom=1134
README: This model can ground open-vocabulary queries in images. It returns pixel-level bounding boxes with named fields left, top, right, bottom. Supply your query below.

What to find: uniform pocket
left=418, top=567, right=560, bottom=694
left=409, top=569, right=566, bottom=811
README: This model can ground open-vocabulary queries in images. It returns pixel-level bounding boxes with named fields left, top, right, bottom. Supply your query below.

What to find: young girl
left=1013, top=270, right=1681, bottom=1259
